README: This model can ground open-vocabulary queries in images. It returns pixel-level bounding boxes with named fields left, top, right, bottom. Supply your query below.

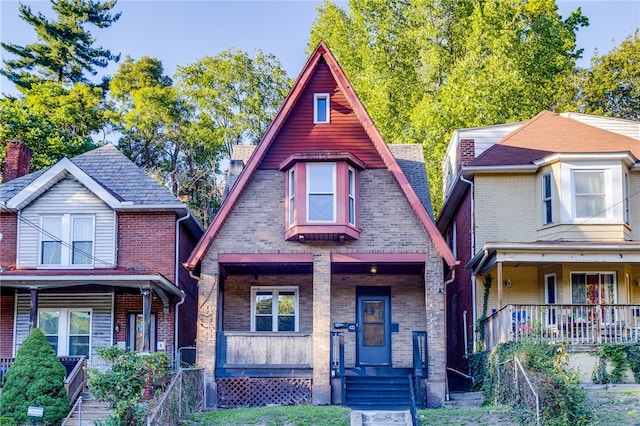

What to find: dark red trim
left=284, top=224, right=360, bottom=241
left=278, top=151, right=366, bottom=171
left=218, top=253, right=314, bottom=263
left=331, top=253, right=426, bottom=263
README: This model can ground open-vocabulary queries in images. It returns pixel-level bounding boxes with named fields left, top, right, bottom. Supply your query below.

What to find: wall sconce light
left=505, top=279, right=512, bottom=288
left=370, top=264, right=377, bottom=274
left=635, top=278, right=640, bottom=286
left=437, top=287, right=444, bottom=293
left=114, top=323, right=120, bottom=333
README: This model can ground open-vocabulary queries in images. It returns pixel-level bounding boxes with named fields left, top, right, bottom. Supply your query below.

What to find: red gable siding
left=260, top=60, right=385, bottom=170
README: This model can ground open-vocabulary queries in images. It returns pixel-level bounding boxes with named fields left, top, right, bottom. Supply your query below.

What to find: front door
left=356, top=287, right=391, bottom=366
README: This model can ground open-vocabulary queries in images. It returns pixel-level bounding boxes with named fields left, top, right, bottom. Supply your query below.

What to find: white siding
left=561, top=112, right=640, bottom=140
left=15, top=292, right=113, bottom=365
left=17, top=176, right=116, bottom=268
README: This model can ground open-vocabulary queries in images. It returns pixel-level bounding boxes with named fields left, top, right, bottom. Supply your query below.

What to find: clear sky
left=1, top=0, right=639, bottom=96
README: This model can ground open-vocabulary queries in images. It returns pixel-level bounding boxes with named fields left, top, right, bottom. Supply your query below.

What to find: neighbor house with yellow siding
left=439, top=111, right=640, bottom=387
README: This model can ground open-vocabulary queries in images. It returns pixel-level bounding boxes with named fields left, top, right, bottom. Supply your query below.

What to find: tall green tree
left=1, top=0, right=121, bottom=90
left=571, top=30, right=640, bottom=121
left=309, top=0, right=587, bottom=213
left=0, top=81, right=102, bottom=172
left=175, top=49, right=291, bottom=224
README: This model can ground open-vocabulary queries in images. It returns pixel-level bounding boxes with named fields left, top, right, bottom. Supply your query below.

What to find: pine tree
left=0, top=328, right=70, bottom=424
left=1, top=0, right=121, bottom=90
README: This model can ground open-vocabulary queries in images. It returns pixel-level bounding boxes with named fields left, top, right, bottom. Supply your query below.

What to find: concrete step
left=443, top=391, right=485, bottom=409
left=351, top=410, right=412, bottom=426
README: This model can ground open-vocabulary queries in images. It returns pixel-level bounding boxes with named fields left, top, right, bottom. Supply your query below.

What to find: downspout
left=443, top=266, right=456, bottom=402
left=174, top=211, right=190, bottom=368
left=460, top=174, right=477, bottom=355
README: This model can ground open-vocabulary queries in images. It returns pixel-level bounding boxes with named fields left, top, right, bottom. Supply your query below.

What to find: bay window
left=281, top=152, right=364, bottom=241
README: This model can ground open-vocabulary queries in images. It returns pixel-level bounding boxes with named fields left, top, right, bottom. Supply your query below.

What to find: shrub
left=88, top=347, right=168, bottom=426
left=0, top=328, right=70, bottom=424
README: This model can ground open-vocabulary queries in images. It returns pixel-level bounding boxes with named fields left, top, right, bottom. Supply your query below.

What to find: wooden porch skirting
left=217, top=377, right=312, bottom=407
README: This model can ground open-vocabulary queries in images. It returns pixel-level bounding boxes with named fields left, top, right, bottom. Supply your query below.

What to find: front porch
left=483, top=304, right=640, bottom=349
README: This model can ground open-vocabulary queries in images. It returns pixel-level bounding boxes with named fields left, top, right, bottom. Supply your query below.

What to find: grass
left=187, top=386, right=640, bottom=426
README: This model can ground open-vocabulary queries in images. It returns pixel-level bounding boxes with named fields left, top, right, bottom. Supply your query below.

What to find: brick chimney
left=456, top=138, right=475, bottom=171
left=3, top=141, right=32, bottom=183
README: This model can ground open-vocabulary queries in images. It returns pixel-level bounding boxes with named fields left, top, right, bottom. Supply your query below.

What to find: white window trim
left=39, top=214, right=95, bottom=268
left=570, top=271, right=617, bottom=304
left=542, top=172, right=553, bottom=225
left=559, top=162, right=622, bottom=223
left=306, top=163, right=336, bottom=223
left=348, top=166, right=356, bottom=227
left=288, top=169, right=295, bottom=226
left=38, top=308, right=93, bottom=357
left=313, top=93, right=330, bottom=124
left=250, top=286, right=299, bottom=332
left=624, top=171, right=630, bottom=224
left=544, top=273, right=557, bottom=326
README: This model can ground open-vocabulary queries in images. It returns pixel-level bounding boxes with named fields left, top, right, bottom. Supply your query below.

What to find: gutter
left=459, top=173, right=476, bottom=359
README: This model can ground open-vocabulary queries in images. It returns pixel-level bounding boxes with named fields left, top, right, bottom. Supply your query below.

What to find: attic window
left=314, top=93, right=330, bottom=124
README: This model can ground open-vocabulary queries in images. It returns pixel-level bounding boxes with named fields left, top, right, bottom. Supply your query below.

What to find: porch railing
left=216, top=332, right=312, bottom=368
left=484, top=304, right=640, bottom=349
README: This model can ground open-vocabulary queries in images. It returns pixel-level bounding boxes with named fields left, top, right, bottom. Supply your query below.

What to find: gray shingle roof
left=388, top=144, right=434, bottom=219
left=1, top=144, right=182, bottom=206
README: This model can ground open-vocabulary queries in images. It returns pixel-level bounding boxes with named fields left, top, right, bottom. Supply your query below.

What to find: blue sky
left=1, top=0, right=639, bottom=96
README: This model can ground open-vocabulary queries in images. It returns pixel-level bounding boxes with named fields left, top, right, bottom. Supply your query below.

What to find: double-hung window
left=307, top=163, right=335, bottom=222
left=542, top=173, right=553, bottom=225
left=39, top=309, right=92, bottom=357
left=251, top=287, right=298, bottom=332
left=40, top=214, right=94, bottom=267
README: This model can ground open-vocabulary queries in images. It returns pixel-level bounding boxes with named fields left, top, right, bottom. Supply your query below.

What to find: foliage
left=467, top=349, right=489, bottom=392
left=570, top=30, right=640, bottom=121
left=174, top=49, right=291, bottom=224
left=0, top=81, right=101, bottom=172
left=481, top=341, right=592, bottom=426
left=309, top=0, right=588, bottom=213
left=474, top=274, right=492, bottom=344
left=0, top=328, right=70, bottom=425
left=592, top=343, right=640, bottom=384
left=1, top=0, right=121, bottom=89
left=87, top=346, right=169, bottom=426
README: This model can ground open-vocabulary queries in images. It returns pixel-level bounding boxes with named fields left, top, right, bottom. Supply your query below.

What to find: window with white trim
left=307, top=163, right=336, bottom=222
left=624, top=171, right=630, bottom=224
left=314, top=93, right=330, bottom=123
left=573, top=170, right=606, bottom=219
left=348, top=167, right=356, bottom=226
left=542, top=173, right=553, bottom=225
left=251, top=287, right=298, bottom=332
left=571, top=272, right=616, bottom=305
left=38, top=308, right=92, bottom=357
left=40, top=214, right=95, bottom=266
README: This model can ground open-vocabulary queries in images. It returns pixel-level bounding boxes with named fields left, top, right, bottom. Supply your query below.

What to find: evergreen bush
left=0, top=328, right=70, bottom=424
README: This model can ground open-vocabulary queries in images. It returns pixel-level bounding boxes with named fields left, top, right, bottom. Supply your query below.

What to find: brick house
left=0, top=142, right=203, bottom=369
left=438, top=111, right=640, bottom=385
left=185, top=42, right=457, bottom=409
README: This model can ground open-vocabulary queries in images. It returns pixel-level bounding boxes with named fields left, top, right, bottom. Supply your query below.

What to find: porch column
left=141, top=289, right=151, bottom=352
left=198, top=271, right=219, bottom=409
left=29, top=287, right=38, bottom=332
left=312, top=251, right=331, bottom=405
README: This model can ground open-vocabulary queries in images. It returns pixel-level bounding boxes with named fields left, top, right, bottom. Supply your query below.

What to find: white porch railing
left=484, top=304, right=640, bottom=349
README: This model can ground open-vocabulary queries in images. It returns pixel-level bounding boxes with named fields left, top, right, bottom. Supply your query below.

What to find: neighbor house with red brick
left=185, top=42, right=457, bottom=411
left=0, top=142, right=203, bottom=372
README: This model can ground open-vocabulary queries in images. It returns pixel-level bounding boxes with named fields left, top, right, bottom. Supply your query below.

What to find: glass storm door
left=356, top=290, right=391, bottom=366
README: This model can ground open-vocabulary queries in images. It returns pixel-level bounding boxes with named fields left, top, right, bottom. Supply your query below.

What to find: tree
left=175, top=49, right=291, bottom=224
left=1, top=0, right=121, bottom=90
left=571, top=30, right=640, bottom=121
left=0, top=328, right=70, bottom=424
left=309, top=0, right=588, bottom=213
left=0, top=81, right=102, bottom=172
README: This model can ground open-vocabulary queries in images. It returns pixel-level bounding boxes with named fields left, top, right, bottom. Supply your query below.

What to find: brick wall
left=0, top=212, right=17, bottom=270
left=113, top=293, right=175, bottom=359
left=0, top=295, right=14, bottom=357
left=117, top=212, right=176, bottom=280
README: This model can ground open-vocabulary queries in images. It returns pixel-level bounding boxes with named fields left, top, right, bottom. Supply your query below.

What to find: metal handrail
left=407, top=374, right=418, bottom=426
left=514, top=357, right=540, bottom=425
left=61, top=396, right=82, bottom=426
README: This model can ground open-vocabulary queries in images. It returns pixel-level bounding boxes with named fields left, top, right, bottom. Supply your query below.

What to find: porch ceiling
left=220, top=262, right=313, bottom=276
